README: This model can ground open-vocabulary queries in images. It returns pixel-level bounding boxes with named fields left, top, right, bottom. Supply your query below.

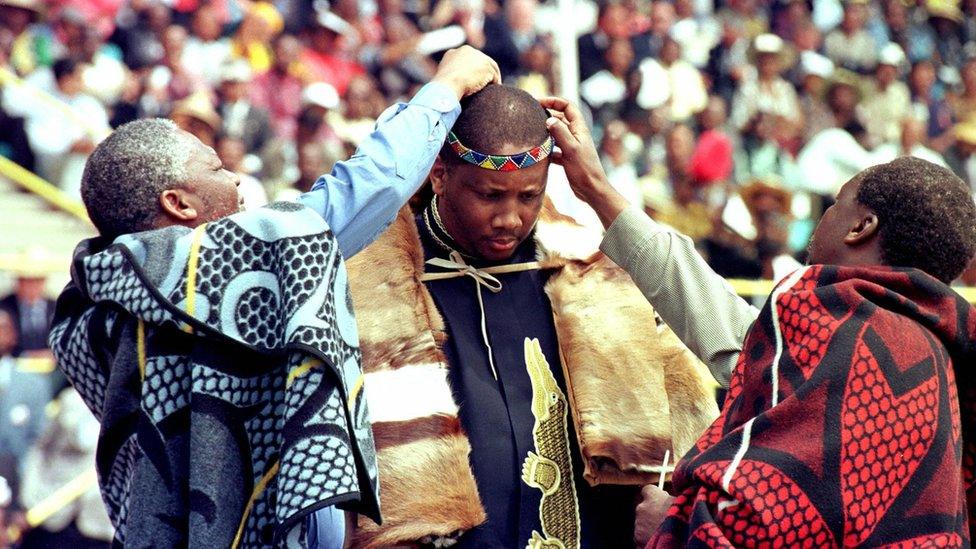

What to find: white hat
left=754, top=33, right=784, bottom=54
left=800, top=51, right=834, bottom=79
left=219, top=60, right=253, bottom=83
left=301, top=82, right=340, bottom=110
left=878, top=43, right=906, bottom=67
left=316, top=9, right=353, bottom=35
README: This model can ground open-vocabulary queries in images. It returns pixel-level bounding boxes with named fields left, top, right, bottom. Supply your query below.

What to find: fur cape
left=345, top=204, right=719, bottom=548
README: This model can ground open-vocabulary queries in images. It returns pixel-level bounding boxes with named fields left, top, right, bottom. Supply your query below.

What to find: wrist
left=578, top=176, right=628, bottom=229
left=431, top=75, right=465, bottom=100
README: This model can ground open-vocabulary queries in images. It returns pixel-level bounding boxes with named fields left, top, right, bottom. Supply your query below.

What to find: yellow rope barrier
left=0, top=156, right=90, bottom=223
left=0, top=66, right=96, bottom=223
left=0, top=67, right=110, bottom=141
left=6, top=468, right=98, bottom=542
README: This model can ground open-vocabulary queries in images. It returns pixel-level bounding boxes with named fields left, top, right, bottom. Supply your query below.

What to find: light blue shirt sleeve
left=297, top=81, right=461, bottom=258
left=307, top=506, right=345, bottom=549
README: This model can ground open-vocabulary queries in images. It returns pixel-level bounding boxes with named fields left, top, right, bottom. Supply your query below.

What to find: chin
left=476, top=248, right=517, bottom=262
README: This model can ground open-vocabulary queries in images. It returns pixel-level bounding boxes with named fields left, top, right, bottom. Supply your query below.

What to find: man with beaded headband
left=340, top=84, right=720, bottom=547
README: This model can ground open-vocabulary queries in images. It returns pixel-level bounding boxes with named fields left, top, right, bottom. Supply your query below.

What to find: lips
left=486, top=237, right=518, bottom=252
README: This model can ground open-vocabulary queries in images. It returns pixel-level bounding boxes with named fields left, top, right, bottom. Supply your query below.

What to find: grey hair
left=81, top=118, right=193, bottom=238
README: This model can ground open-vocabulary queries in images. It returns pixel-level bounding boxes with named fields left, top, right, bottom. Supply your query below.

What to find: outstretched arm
left=298, top=46, right=501, bottom=258
left=540, top=97, right=759, bottom=386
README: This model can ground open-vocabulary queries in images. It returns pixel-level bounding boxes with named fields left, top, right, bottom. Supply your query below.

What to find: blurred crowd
left=2, top=0, right=976, bottom=282
left=1, top=0, right=976, bottom=542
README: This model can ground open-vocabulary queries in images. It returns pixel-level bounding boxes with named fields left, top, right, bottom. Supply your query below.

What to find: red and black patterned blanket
left=651, top=265, right=976, bottom=547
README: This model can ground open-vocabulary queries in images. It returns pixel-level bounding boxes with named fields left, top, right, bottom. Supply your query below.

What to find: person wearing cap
left=0, top=308, right=54, bottom=535
left=729, top=33, right=800, bottom=131
left=0, top=249, right=55, bottom=357
left=927, top=0, right=965, bottom=68
left=0, top=0, right=50, bottom=76
left=823, top=0, right=878, bottom=74
left=858, top=42, right=912, bottom=146
left=797, top=50, right=836, bottom=141
left=216, top=59, right=272, bottom=157
left=229, top=1, right=283, bottom=73
left=170, top=90, right=222, bottom=147
left=877, top=0, right=937, bottom=64
left=950, top=57, right=976, bottom=123
left=261, top=81, right=347, bottom=196
left=946, top=119, right=976, bottom=192
left=301, top=8, right=366, bottom=96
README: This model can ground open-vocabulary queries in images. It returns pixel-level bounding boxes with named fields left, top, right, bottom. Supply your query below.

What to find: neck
left=424, top=196, right=476, bottom=259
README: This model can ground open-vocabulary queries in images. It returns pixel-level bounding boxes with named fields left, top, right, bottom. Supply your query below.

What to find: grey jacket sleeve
left=599, top=207, right=760, bottom=387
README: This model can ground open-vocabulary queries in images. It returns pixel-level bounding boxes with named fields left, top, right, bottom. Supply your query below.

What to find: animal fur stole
left=346, top=205, right=719, bottom=547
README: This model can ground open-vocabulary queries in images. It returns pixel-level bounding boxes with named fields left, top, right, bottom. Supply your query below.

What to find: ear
left=843, top=211, right=879, bottom=246
left=429, top=156, right=449, bottom=196
left=159, top=188, right=199, bottom=224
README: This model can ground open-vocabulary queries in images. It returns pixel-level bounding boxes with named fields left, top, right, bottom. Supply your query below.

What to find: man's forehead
left=460, top=164, right=548, bottom=190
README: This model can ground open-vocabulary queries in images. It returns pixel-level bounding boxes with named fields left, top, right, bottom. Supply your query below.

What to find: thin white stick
left=658, top=450, right=671, bottom=489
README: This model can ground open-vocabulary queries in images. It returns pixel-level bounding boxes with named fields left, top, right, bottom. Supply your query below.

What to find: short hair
left=52, top=58, right=79, bottom=81
left=81, top=118, right=193, bottom=239
left=440, top=84, right=550, bottom=165
left=855, top=156, right=976, bottom=283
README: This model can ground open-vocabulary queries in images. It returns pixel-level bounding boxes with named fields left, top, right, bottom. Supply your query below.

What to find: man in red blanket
left=543, top=96, right=976, bottom=546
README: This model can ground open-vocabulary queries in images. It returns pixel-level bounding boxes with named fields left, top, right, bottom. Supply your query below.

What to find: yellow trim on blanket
left=348, top=374, right=365, bottom=408
left=183, top=224, right=207, bottom=334
left=137, top=319, right=147, bottom=382
left=232, top=460, right=280, bottom=549
left=287, top=358, right=321, bottom=387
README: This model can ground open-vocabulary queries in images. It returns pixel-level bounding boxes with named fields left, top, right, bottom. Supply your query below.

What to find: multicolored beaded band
left=446, top=131, right=554, bottom=171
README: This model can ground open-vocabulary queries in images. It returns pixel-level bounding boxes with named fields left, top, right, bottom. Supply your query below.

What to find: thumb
left=546, top=117, right=579, bottom=156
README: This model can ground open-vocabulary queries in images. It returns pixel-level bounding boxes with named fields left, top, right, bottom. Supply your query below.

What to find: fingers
left=540, top=96, right=590, bottom=141
left=545, top=116, right=579, bottom=156
left=549, top=148, right=564, bottom=165
left=538, top=96, right=569, bottom=111
left=546, top=109, right=569, bottom=125
left=488, top=57, right=502, bottom=85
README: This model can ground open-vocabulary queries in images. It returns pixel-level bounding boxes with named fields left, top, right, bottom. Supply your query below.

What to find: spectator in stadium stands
left=249, top=33, right=304, bottom=141
left=823, top=0, right=877, bottom=74
left=22, top=58, right=109, bottom=198
left=0, top=309, right=53, bottom=518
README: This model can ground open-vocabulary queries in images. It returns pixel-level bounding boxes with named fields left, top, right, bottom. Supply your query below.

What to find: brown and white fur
left=345, top=204, right=719, bottom=547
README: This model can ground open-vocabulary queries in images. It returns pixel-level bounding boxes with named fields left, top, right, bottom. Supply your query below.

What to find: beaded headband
left=446, top=131, right=554, bottom=171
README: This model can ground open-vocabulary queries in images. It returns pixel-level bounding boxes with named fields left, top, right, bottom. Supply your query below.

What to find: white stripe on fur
left=364, top=364, right=458, bottom=423
left=535, top=221, right=602, bottom=261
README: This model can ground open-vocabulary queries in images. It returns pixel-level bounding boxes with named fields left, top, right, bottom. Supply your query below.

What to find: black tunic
left=416, top=213, right=637, bottom=548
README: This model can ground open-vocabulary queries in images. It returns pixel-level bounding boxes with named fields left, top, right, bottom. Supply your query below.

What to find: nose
left=491, top=208, right=521, bottom=232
